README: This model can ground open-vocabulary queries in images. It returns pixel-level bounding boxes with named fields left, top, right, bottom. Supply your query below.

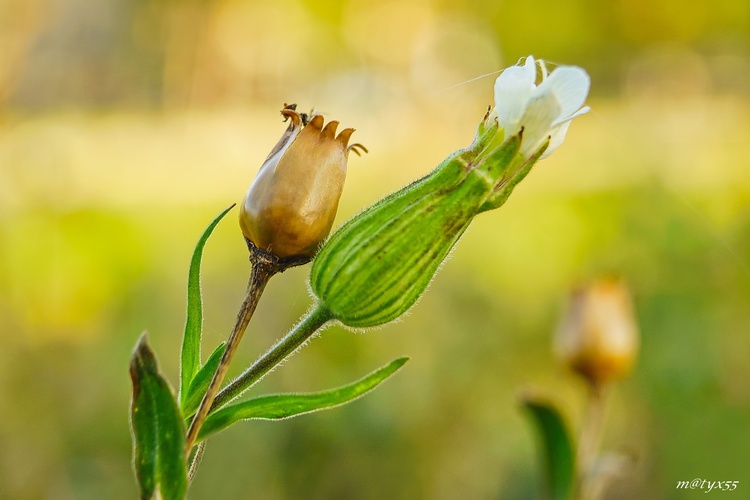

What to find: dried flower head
left=555, top=278, right=640, bottom=385
left=240, top=104, right=365, bottom=260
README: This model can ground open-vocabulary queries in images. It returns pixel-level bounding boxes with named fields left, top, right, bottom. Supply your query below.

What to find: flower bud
left=240, top=105, right=362, bottom=260
left=310, top=135, right=521, bottom=328
left=310, top=57, right=590, bottom=329
left=554, top=278, right=640, bottom=385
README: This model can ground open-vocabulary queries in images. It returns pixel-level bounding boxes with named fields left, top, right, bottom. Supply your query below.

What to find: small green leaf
left=181, top=342, right=227, bottom=417
left=180, top=204, right=235, bottom=406
left=198, top=356, right=409, bottom=441
left=130, top=334, right=188, bottom=500
left=521, top=394, right=576, bottom=500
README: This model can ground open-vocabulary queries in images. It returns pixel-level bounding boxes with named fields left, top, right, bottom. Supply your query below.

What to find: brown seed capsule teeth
left=322, top=120, right=339, bottom=139
left=335, top=128, right=355, bottom=148
left=308, top=114, right=325, bottom=130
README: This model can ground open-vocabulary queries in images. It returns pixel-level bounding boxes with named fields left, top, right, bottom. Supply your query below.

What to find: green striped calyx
left=309, top=115, right=548, bottom=329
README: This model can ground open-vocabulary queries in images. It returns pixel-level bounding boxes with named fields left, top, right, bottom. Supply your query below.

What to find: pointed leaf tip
left=130, top=335, right=188, bottom=500
left=180, top=204, right=236, bottom=406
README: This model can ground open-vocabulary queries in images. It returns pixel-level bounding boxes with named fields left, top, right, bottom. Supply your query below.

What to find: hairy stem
left=188, top=442, right=206, bottom=482
left=184, top=257, right=276, bottom=456
left=211, top=305, right=333, bottom=411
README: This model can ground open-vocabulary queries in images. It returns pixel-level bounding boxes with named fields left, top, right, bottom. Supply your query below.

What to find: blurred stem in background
left=576, top=382, right=609, bottom=500
left=524, top=277, right=640, bottom=500
left=559, top=277, right=639, bottom=499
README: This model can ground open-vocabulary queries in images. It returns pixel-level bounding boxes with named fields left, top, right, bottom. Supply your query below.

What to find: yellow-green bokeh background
left=1, top=0, right=749, bottom=498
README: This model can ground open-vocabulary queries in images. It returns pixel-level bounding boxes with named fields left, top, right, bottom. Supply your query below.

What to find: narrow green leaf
left=180, top=204, right=235, bottom=406
left=181, top=342, right=227, bottom=417
left=521, top=394, right=576, bottom=500
left=198, top=356, right=409, bottom=441
left=130, top=334, right=188, bottom=500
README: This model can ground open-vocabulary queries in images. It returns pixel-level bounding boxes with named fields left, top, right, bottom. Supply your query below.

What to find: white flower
left=492, top=55, right=590, bottom=158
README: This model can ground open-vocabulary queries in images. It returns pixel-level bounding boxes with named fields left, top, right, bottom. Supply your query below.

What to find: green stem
left=188, top=441, right=206, bottom=482
left=210, top=305, right=333, bottom=411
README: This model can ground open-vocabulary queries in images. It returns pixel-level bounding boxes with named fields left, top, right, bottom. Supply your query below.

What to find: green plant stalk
left=188, top=442, right=206, bottom=482
left=184, top=258, right=277, bottom=456
left=211, top=305, right=333, bottom=411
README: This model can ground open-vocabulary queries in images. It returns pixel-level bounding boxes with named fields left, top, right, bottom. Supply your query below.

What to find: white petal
left=540, top=120, right=571, bottom=158
left=562, top=105, right=590, bottom=123
left=493, top=57, right=537, bottom=131
left=536, top=66, right=590, bottom=122
left=523, top=55, right=537, bottom=74
left=518, top=91, right=561, bottom=157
